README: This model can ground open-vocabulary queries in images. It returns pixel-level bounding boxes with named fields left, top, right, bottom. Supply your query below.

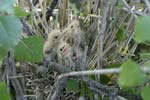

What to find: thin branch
left=4, top=51, right=27, bottom=100
left=123, top=7, right=148, bottom=16
left=58, top=67, right=150, bottom=79
left=49, top=77, right=68, bottom=100
left=97, top=0, right=109, bottom=70
left=143, top=0, right=150, bottom=13
left=45, top=61, right=118, bottom=99
left=121, top=0, right=137, bottom=18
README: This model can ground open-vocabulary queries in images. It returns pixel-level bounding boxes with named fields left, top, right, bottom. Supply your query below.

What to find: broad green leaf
left=66, top=79, right=79, bottom=92
left=141, top=86, right=150, bottom=100
left=0, top=15, right=22, bottom=64
left=118, top=59, right=146, bottom=88
left=0, top=16, right=22, bottom=48
left=145, top=64, right=150, bottom=68
left=0, top=81, right=10, bottom=100
left=134, top=16, right=150, bottom=43
left=0, top=0, right=14, bottom=14
left=14, top=36, right=44, bottom=62
left=14, top=6, right=29, bottom=17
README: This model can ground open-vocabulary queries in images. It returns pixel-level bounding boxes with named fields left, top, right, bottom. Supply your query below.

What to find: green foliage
left=117, top=1, right=123, bottom=8
left=70, top=0, right=80, bottom=10
left=80, top=82, right=94, bottom=100
left=110, top=0, right=123, bottom=8
left=14, top=36, right=44, bottom=62
left=0, top=81, right=10, bottom=100
left=90, top=74, right=110, bottom=85
left=0, top=0, right=150, bottom=99
left=0, top=15, right=22, bottom=63
left=69, top=0, right=91, bottom=16
left=107, top=63, right=122, bottom=68
left=80, top=82, right=86, bottom=96
left=69, top=0, right=80, bottom=15
left=141, top=86, right=150, bottom=100
left=134, top=16, right=150, bottom=43
left=140, top=53, right=150, bottom=59
left=118, top=59, right=146, bottom=88
left=88, top=89, right=94, bottom=100
left=116, top=27, right=124, bottom=42
left=0, top=16, right=22, bottom=48
left=66, top=79, right=79, bottom=92
left=100, top=75, right=110, bottom=84
left=14, top=5, right=29, bottom=17
left=0, top=0, right=22, bottom=64
left=0, top=0, right=14, bottom=14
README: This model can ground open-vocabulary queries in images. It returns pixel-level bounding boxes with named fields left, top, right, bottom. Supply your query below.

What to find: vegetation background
left=0, top=0, right=150, bottom=100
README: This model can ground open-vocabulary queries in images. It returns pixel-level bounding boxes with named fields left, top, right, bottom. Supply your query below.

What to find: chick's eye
left=92, top=1, right=94, bottom=5
left=71, top=25, right=73, bottom=28
left=55, top=36, right=58, bottom=39
left=60, top=48, right=62, bottom=51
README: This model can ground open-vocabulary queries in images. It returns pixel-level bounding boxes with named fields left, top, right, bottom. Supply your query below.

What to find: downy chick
left=62, top=20, right=85, bottom=58
left=43, top=29, right=62, bottom=57
left=57, top=38, right=74, bottom=67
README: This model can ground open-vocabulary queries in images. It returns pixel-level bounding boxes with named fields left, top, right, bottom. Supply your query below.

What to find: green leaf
left=88, top=89, right=94, bottom=100
left=134, top=16, right=150, bottom=43
left=100, top=75, right=110, bottom=85
left=69, top=1, right=80, bottom=14
left=107, top=63, right=122, bottom=68
left=109, top=1, right=123, bottom=8
left=0, top=16, right=22, bottom=48
left=14, top=36, right=44, bottom=62
left=116, top=27, right=124, bottom=42
left=14, top=6, right=29, bottom=17
left=0, top=0, right=14, bottom=14
left=141, top=86, right=150, bottom=100
left=117, top=1, right=123, bottom=8
left=0, top=15, right=22, bottom=63
left=118, top=59, right=146, bottom=88
left=0, top=81, right=10, bottom=100
left=80, top=82, right=86, bottom=96
left=146, top=64, right=150, bottom=68
left=66, top=79, right=79, bottom=92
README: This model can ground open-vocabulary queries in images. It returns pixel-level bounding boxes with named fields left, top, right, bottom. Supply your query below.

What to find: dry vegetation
left=1, top=0, right=150, bottom=100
